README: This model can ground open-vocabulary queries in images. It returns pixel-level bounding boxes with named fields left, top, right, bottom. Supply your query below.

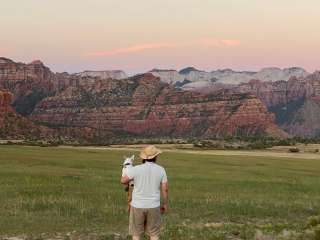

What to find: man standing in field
left=121, top=145, right=169, bottom=240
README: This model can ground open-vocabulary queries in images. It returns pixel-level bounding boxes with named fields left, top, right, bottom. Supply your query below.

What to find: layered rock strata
left=31, top=74, right=287, bottom=139
left=0, top=90, right=53, bottom=139
left=236, top=74, right=320, bottom=137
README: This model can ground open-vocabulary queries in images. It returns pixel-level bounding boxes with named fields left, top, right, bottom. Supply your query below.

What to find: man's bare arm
left=161, top=182, right=169, bottom=213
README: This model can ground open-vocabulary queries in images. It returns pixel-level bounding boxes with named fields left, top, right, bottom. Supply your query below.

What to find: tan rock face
left=235, top=74, right=320, bottom=137
left=238, top=75, right=320, bottom=108
left=0, top=57, right=57, bottom=115
left=0, top=90, right=53, bottom=139
left=31, top=74, right=286, bottom=139
left=0, top=58, right=288, bottom=140
left=76, top=70, right=127, bottom=80
left=0, top=90, right=12, bottom=112
left=0, top=58, right=128, bottom=116
left=0, top=58, right=56, bottom=93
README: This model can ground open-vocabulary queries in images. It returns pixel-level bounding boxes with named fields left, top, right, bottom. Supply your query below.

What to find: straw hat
left=139, top=145, right=162, bottom=160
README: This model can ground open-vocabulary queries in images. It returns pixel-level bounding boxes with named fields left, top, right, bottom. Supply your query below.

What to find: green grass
left=0, top=145, right=320, bottom=239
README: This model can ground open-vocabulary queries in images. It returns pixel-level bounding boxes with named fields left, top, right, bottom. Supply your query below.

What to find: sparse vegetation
left=0, top=145, right=320, bottom=239
left=289, top=148, right=300, bottom=153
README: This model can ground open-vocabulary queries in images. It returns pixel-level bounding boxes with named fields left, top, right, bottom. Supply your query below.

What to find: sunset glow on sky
left=1, top=0, right=320, bottom=73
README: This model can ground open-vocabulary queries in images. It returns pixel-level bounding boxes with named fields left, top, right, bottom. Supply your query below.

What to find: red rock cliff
left=236, top=74, right=320, bottom=137
left=0, top=89, right=56, bottom=139
left=0, top=58, right=289, bottom=140
left=31, top=74, right=287, bottom=139
left=0, top=90, right=13, bottom=112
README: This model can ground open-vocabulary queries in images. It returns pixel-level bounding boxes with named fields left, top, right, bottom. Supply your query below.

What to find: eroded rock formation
left=31, top=73, right=287, bottom=139
left=236, top=74, right=320, bottom=137
left=0, top=90, right=53, bottom=139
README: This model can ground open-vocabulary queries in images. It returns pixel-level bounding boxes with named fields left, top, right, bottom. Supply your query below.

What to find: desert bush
left=276, top=139, right=294, bottom=146
left=314, top=225, right=320, bottom=240
left=289, top=148, right=300, bottom=153
left=193, top=140, right=226, bottom=149
left=307, top=216, right=320, bottom=228
left=247, top=141, right=271, bottom=149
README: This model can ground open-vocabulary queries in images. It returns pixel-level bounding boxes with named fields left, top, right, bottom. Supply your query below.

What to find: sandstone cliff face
left=237, top=76, right=320, bottom=108
left=150, top=67, right=308, bottom=88
left=76, top=70, right=127, bottom=80
left=0, top=58, right=57, bottom=92
left=0, top=90, right=12, bottom=112
left=0, top=89, right=107, bottom=141
left=236, top=74, right=320, bottom=137
left=281, top=97, right=320, bottom=137
left=3, top=57, right=311, bottom=140
left=0, top=58, right=58, bottom=115
left=0, top=58, right=128, bottom=116
left=31, top=74, right=286, bottom=139
left=0, top=90, right=54, bottom=139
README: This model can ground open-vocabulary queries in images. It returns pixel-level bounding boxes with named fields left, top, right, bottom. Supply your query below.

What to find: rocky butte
left=150, top=67, right=309, bottom=88
left=30, top=73, right=287, bottom=140
left=175, top=68, right=320, bottom=138
left=76, top=70, right=127, bottom=80
left=0, top=57, right=296, bottom=141
left=0, top=89, right=53, bottom=139
left=236, top=74, right=320, bottom=138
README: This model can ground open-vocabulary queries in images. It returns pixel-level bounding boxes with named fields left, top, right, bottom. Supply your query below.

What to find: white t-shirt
left=127, top=162, right=168, bottom=209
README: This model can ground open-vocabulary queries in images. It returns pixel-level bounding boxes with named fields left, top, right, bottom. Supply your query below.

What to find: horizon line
left=1, top=56, right=318, bottom=75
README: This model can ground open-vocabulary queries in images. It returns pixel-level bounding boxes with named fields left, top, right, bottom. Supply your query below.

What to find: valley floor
left=61, top=143, right=320, bottom=160
left=0, top=145, right=319, bottom=239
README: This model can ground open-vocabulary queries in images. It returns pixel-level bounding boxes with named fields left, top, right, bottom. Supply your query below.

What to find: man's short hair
left=143, top=157, right=157, bottom=163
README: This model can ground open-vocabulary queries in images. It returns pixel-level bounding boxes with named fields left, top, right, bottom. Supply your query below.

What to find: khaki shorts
left=129, top=206, right=161, bottom=237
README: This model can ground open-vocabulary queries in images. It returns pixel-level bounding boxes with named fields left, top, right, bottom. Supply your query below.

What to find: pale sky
left=1, top=0, right=320, bottom=74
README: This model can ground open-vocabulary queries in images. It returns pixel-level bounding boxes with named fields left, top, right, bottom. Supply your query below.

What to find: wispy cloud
left=220, top=39, right=241, bottom=46
left=86, top=38, right=240, bottom=57
left=199, top=38, right=241, bottom=47
left=87, top=43, right=174, bottom=57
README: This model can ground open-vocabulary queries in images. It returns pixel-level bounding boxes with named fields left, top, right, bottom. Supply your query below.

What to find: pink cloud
left=87, top=43, right=174, bottom=57
left=199, top=38, right=241, bottom=47
left=220, top=39, right=241, bottom=46
left=86, top=38, right=240, bottom=57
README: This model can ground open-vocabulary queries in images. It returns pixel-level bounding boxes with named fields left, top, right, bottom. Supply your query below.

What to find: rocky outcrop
left=149, top=69, right=185, bottom=85
left=150, top=67, right=308, bottom=88
left=0, top=90, right=12, bottom=112
left=0, top=58, right=127, bottom=116
left=31, top=74, right=287, bottom=139
left=237, top=78, right=307, bottom=108
left=281, top=97, right=320, bottom=137
left=236, top=74, right=320, bottom=137
left=3, top=57, right=318, bottom=140
left=76, top=70, right=127, bottom=80
left=0, top=58, right=58, bottom=115
left=0, top=89, right=110, bottom=141
left=0, top=90, right=54, bottom=139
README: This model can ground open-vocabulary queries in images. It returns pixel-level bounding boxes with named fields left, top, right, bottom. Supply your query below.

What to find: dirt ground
left=61, top=144, right=320, bottom=160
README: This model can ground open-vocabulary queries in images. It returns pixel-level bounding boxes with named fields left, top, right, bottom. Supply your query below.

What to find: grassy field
left=0, top=145, right=320, bottom=239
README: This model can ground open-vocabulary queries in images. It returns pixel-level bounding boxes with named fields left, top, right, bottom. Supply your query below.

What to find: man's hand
left=160, top=203, right=168, bottom=214
left=120, top=175, right=130, bottom=184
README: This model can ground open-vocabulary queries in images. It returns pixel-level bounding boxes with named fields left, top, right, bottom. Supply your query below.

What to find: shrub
left=315, top=225, right=320, bottom=240
left=289, top=148, right=300, bottom=153
left=307, top=216, right=320, bottom=228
